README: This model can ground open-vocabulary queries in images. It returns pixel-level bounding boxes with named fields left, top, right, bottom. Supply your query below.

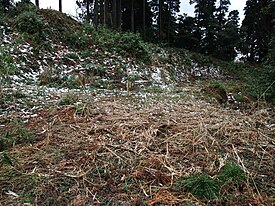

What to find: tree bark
left=142, top=0, right=146, bottom=39
left=86, top=0, right=90, bottom=23
left=35, top=0, right=39, bottom=8
left=59, top=0, right=62, bottom=12
left=168, top=0, right=171, bottom=45
left=112, top=0, right=117, bottom=29
left=104, top=0, right=108, bottom=26
left=131, top=0, right=134, bottom=32
left=94, top=0, right=99, bottom=27
left=99, top=0, right=104, bottom=24
left=159, top=0, right=163, bottom=42
left=117, top=0, right=122, bottom=30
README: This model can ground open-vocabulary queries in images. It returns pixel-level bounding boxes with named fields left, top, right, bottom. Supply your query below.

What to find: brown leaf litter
left=0, top=94, right=274, bottom=205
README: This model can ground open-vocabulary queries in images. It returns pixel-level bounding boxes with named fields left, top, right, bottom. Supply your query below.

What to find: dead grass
left=0, top=92, right=274, bottom=205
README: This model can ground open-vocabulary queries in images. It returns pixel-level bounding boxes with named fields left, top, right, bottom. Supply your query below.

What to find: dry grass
left=0, top=91, right=274, bottom=205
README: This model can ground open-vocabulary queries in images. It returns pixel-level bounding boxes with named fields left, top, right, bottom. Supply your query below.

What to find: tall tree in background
left=130, top=0, right=134, bottom=32
left=190, top=0, right=217, bottom=54
left=117, top=0, right=121, bottom=29
left=1, top=0, right=11, bottom=12
left=143, top=0, right=146, bottom=39
left=151, top=0, right=180, bottom=43
left=94, top=0, right=99, bottom=27
left=104, top=0, right=108, bottom=25
left=241, top=0, right=274, bottom=63
left=165, top=0, right=180, bottom=45
left=215, top=10, right=240, bottom=60
left=112, top=0, right=117, bottom=28
left=76, top=0, right=122, bottom=29
left=265, top=1, right=275, bottom=65
left=35, top=0, right=39, bottom=8
left=175, top=14, right=198, bottom=50
left=215, top=0, right=230, bottom=28
left=159, top=0, right=163, bottom=41
left=86, top=0, right=90, bottom=22
left=59, top=0, right=62, bottom=12
left=214, top=0, right=240, bottom=61
left=121, top=0, right=152, bottom=36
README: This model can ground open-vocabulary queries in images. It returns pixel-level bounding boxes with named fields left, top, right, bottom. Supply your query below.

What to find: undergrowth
left=0, top=120, right=34, bottom=151
left=81, top=24, right=151, bottom=62
left=175, top=161, right=248, bottom=203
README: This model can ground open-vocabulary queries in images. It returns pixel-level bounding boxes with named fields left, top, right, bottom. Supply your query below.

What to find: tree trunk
left=94, top=0, right=99, bottom=27
left=159, top=0, right=163, bottom=42
left=59, top=0, right=62, bottom=12
left=104, top=0, right=108, bottom=26
left=99, top=0, right=104, bottom=24
left=35, top=0, right=39, bottom=8
left=86, top=0, right=90, bottom=23
left=112, top=0, right=117, bottom=29
left=168, top=0, right=171, bottom=45
left=117, top=0, right=122, bottom=30
left=142, top=0, right=146, bottom=39
left=131, top=0, right=134, bottom=32
left=2, top=0, right=10, bottom=12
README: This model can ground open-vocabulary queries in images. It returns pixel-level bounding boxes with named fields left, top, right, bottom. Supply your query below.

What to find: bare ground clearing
left=0, top=87, right=274, bottom=205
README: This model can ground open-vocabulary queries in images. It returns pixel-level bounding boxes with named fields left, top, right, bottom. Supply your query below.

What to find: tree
left=213, top=0, right=240, bottom=61
left=59, top=0, right=62, bottom=12
left=215, top=0, right=230, bottom=28
left=35, top=0, right=39, bottom=8
left=121, top=0, right=153, bottom=36
left=104, top=0, right=108, bottom=25
left=241, top=0, right=274, bottom=63
left=266, top=1, right=275, bottom=65
left=94, top=0, right=99, bottom=27
left=175, top=14, right=199, bottom=50
left=150, top=0, right=180, bottom=43
left=86, top=0, right=90, bottom=22
left=1, top=0, right=11, bottom=12
left=190, top=0, right=217, bottom=54
left=76, top=0, right=93, bottom=22
left=166, top=0, right=180, bottom=45
left=215, top=10, right=240, bottom=61
left=117, top=0, right=121, bottom=29
left=142, top=0, right=146, bottom=39
left=130, top=0, right=134, bottom=31
left=112, top=0, right=117, bottom=28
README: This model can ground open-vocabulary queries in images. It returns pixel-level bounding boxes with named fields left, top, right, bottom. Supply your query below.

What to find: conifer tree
left=175, top=14, right=198, bottom=50
left=215, top=10, right=240, bottom=60
left=190, top=0, right=217, bottom=54
left=35, top=0, right=39, bottom=8
left=241, top=0, right=274, bottom=63
left=59, top=0, right=62, bottom=12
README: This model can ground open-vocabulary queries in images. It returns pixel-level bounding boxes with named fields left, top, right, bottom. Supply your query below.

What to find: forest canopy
left=1, top=0, right=274, bottom=63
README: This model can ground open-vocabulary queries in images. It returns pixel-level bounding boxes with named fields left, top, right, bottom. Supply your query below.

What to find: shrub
left=218, top=162, right=247, bottom=184
left=58, top=93, right=78, bottom=106
left=14, top=10, right=44, bottom=35
left=0, top=120, right=34, bottom=151
left=0, top=45, right=18, bottom=83
left=9, top=0, right=37, bottom=17
left=203, top=81, right=228, bottom=103
left=64, top=29, right=91, bottom=49
left=175, top=161, right=248, bottom=202
left=82, top=24, right=151, bottom=62
left=117, top=32, right=150, bottom=61
left=180, top=174, right=220, bottom=200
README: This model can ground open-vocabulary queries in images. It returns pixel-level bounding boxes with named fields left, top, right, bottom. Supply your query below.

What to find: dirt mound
left=38, top=9, right=81, bottom=41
